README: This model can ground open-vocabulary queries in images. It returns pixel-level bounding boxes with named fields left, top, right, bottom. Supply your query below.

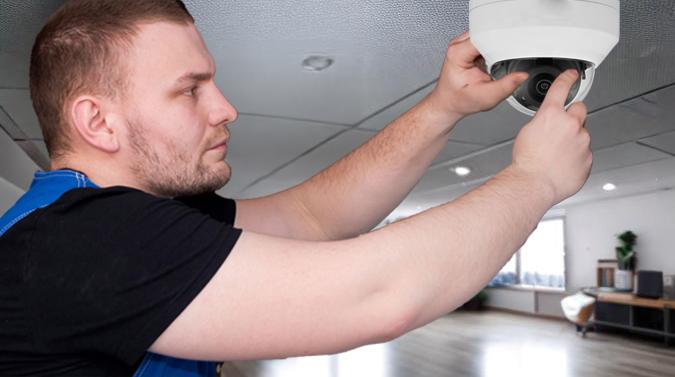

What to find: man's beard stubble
left=127, top=120, right=231, bottom=198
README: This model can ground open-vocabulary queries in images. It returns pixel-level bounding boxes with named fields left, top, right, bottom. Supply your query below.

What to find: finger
left=448, top=38, right=483, bottom=68
left=541, top=70, right=579, bottom=109
left=473, top=71, right=529, bottom=105
left=449, top=31, right=470, bottom=46
left=475, top=56, right=488, bottom=74
left=566, top=102, right=588, bottom=125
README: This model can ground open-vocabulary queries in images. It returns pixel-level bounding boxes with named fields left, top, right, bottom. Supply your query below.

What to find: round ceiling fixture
left=602, top=183, right=617, bottom=192
left=302, top=55, right=334, bottom=71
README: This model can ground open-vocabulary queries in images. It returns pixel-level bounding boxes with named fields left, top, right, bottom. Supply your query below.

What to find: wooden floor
left=220, top=310, right=675, bottom=377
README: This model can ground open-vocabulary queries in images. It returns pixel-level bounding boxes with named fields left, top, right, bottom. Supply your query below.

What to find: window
left=489, top=218, right=566, bottom=289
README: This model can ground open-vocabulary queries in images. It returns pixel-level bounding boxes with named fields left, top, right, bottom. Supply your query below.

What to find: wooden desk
left=598, top=292, right=675, bottom=309
left=593, top=292, right=674, bottom=346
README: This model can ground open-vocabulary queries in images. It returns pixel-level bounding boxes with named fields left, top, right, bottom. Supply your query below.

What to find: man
left=0, top=0, right=591, bottom=376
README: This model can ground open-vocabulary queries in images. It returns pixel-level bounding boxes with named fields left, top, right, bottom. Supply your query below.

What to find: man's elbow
left=365, top=292, right=419, bottom=344
left=380, top=310, right=416, bottom=342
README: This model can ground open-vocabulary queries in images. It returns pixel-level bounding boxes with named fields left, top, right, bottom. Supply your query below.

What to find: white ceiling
left=1, top=0, right=674, bottom=220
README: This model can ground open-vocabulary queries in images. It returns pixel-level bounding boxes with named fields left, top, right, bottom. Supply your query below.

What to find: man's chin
left=209, top=161, right=232, bottom=189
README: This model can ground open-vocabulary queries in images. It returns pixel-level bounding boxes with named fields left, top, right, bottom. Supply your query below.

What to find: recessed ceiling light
left=603, top=183, right=617, bottom=191
left=302, top=55, right=334, bottom=71
left=452, top=166, right=472, bottom=177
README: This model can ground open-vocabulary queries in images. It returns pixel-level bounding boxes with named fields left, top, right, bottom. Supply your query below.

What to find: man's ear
left=70, top=95, right=120, bottom=153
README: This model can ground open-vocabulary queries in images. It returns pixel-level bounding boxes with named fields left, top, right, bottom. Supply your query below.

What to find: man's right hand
left=511, top=69, right=592, bottom=205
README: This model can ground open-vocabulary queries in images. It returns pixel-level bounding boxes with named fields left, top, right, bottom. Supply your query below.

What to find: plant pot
left=614, top=269, right=634, bottom=291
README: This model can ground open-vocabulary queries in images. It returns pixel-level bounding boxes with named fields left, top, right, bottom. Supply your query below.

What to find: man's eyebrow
left=174, top=72, right=213, bottom=85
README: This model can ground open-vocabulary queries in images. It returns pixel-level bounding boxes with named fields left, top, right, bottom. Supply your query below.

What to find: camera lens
left=531, top=73, right=556, bottom=101
left=491, top=58, right=587, bottom=112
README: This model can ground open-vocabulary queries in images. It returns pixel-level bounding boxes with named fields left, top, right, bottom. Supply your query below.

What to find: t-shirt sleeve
left=174, top=192, right=236, bottom=224
left=26, top=187, right=242, bottom=366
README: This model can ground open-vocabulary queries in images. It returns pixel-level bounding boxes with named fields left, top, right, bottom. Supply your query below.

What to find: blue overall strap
left=0, top=170, right=97, bottom=237
left=1, top=169, right=218, bottom=377
left=132, top=354, right=217, bottom=377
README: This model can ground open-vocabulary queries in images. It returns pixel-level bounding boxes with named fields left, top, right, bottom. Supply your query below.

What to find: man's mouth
left=208, top=136, right=229, bottom=151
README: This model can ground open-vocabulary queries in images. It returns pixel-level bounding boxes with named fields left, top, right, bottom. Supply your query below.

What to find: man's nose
left=209, top=86, right=238, bottom=126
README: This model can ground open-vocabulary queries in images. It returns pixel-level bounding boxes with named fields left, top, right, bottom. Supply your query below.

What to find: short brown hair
left=29, top=0, right=194, bottom=159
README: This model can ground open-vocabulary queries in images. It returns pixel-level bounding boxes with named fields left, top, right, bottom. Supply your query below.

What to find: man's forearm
left=353, top=164, right=555, bottom=332
left=287, top=96, right=461, bottom=240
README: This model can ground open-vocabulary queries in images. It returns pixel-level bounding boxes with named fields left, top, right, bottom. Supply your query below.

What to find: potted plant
left=461, top=289, right=488, bottom=311
left=614, top=230, right=637, bottom=291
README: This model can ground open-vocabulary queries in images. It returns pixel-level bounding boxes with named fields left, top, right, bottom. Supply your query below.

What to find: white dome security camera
left=469, top=0, right=620, bottom=116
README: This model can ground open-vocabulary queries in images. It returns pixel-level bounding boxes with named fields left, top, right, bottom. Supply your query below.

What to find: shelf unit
left=592, top=292, right=674, bottom=346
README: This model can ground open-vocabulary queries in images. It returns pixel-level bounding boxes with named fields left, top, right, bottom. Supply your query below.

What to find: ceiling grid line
left=242, top=78, right=438, bottom=191
left=635, top=141, right=675, bottom=158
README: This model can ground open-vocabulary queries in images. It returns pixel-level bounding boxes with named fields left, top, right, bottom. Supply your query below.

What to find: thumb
left=479, top=72, right=528, bottom=105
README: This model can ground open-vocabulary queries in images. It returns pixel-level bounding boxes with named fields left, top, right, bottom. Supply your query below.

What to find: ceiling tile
left=0, top=105, right=24, bottom=139
left=580, top=1, right=675, bottom=111
left=219, top=114, right=347, bottom=196
left=234, top=178, right=299, bottom=200
left=559, top=157, right=675, bottom=207
left=433, top=141, right=484, bottom=165
left=413, top=142, right=512, bottom=194
left=587, top=85, right=675, bottom=150
left=0, top=89, right=42, bottom=139
left=591, top=142, right=671, bottom=174
left=0, top=1, right=62, bottom=88
left=246, top=129, right=375, bottom=194
left=196, top=0, right=467, bottom=125
left=448, top=102, right=531, bottom=145
left=31, top=139, right=49, bottom=162
left=0, top=126, right=39, bottom=190
left=14, top=140, right=49, bottom=170
left=242, top=129, right=484, bottom=198
left=640, top=130, right=675, bottom=156
left=357, top=85, right=435, bottom=132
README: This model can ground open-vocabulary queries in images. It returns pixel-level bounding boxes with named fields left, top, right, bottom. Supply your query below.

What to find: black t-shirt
left=0, top=187, right=241, bottom=376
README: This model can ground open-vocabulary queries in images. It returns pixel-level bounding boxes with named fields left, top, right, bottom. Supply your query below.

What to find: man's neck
left=50, top=157, right=152, bottom=195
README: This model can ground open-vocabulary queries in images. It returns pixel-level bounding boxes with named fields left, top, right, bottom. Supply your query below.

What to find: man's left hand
left=426, top=31, right=529, bottom=123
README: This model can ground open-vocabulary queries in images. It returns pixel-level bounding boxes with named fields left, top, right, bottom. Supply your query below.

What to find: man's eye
left=183, top=86, right=198, bottom=97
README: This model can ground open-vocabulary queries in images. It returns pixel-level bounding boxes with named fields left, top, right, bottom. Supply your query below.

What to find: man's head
left=30, top=0, right=238, bottom=197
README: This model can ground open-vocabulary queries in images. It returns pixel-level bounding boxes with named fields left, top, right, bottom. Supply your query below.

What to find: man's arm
left=150, top=71, right=591, bottom=361
left=235, top=32, right=528, bottom=240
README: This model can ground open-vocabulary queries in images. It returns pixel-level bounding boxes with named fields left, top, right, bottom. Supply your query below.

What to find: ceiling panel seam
left=430, top=139, right=513, bottom=170
left=237, top=112, right=352, bottom=128
left=11, top=138, right=44, bottom=142
left=0, top=104, right=29, bottom=139
left=352, top=79, right=438, bottom=128
left=635, top=141, right=675, bottom=158
left=595, top=130, right=675, bottom=152
left=0, top=87, right=29, bottom=90
left=586, top=81, right=675, bottom=117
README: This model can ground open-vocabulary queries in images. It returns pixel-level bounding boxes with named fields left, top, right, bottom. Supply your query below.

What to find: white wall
left=565, top=188, right=675, bottom=291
